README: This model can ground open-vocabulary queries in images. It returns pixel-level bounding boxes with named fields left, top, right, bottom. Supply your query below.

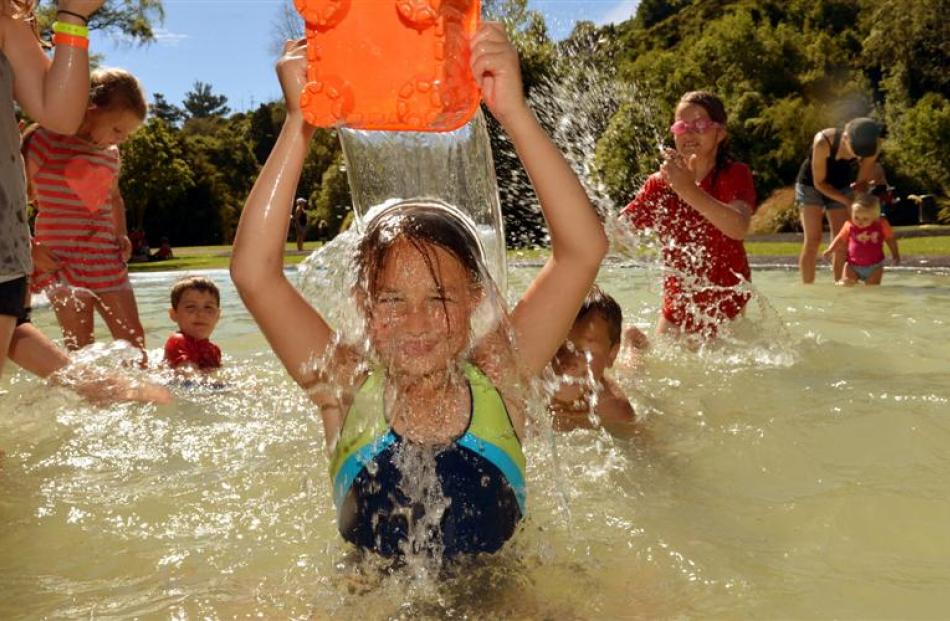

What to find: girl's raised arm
left=470, top=23, right=608, bottom=376
left=2, top=1, right=105, bottom=133
left=230, top=39, right=335, bottom=388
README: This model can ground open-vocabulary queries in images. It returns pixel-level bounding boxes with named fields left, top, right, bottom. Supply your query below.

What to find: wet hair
left=171, top=276, right=220, bottom=309
left=356, top=200, right=486, bottom=299
left=851, top=193, right=881, bottom=219
left=677, top=90, right=732, bottom=172
left=575, top=285, right=622, bottom=346
left=89, top=68, right=148, bottom=120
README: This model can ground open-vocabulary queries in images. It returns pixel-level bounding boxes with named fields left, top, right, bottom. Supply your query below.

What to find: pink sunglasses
left=670, top=119, right=723, bottom=135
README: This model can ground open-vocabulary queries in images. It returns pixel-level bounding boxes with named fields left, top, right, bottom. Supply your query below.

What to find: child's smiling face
left=672, top=102, right=725, bottom=159
left=368, top=238, right=481, bottom=377
left=852, top=206, right=879, bottom=228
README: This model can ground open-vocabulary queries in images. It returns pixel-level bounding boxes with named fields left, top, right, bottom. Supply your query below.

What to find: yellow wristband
left=52, top=21, right=89, bottom=37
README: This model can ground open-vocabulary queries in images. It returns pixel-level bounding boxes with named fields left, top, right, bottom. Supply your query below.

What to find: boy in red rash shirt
left=164, top=276, right=222, bottom=371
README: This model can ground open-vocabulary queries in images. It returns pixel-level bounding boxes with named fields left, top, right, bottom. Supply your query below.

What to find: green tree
left=182, top=81, right=231, bottom=119
left=635, top=0, right=691, bottom=29
left=119, top=118, right=194, bottom=232
left=151, top=93, right=185, bottom=127
left=861, top=0, right=950, bottom=99
left=247, top=103, right=279, bottom=165
left=314, top=154, right=352, bottom=236
left=884, top=93, right=950, bottom=200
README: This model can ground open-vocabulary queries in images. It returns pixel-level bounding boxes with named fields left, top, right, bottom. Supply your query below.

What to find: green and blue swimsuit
left=329, top=363, right=525, bottom=557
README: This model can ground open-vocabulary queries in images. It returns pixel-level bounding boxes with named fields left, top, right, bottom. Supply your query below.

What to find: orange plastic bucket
left=294, top=0, right=481, bottom=132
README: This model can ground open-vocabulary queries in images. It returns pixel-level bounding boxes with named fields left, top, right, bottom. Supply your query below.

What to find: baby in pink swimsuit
left=823, top=193, right=900, bottom=285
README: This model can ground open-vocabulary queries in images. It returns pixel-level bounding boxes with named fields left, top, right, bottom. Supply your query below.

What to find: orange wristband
left=52, top=33, right=89, bottom=50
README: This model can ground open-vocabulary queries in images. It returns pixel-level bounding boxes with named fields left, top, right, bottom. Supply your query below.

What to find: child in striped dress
left=25, top=67, right=148, bottom=353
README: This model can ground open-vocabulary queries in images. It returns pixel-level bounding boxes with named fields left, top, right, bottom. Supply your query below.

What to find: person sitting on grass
left=149, top=236, right=173, bottom=261
left=549, top=286, right=637, bottom=436
left=822, top=193, right=900, bottom=286
left=163, top=276, right=222, bottom=372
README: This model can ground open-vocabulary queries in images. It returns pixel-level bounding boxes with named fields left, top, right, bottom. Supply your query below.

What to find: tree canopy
left=116, top=0, right=950, bottom=248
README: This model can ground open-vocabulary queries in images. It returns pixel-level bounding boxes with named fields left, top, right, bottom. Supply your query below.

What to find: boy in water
left=164, top=276, right=222, bottom=371
left=550, top=286, right=637, bottom=435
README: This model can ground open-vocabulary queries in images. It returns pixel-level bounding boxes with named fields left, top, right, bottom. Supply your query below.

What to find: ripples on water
left=4, top=45, right=950, bottom=619
left=3, top=268, right=949, bottom=618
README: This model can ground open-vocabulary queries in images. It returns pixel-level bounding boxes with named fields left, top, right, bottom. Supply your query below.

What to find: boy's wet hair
left=851, top=192, right=881, bottom=218
left=576, top=285, right=622, bottom=345
left=678, top=90, right=732, bottom=172
left=355, top=199, right=486, bottom=300
left=90, top=67, right=148, bottom=120
left=171, top=276, right=220, bottom=309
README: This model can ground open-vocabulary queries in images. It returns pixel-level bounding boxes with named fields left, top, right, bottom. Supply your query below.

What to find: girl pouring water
left=231, top=23, right=607, bottom=558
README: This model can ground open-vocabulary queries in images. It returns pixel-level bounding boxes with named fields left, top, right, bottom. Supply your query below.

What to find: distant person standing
left=795, top=117, right=882, bottom=284
left=292, top=197, right=308, bottom=251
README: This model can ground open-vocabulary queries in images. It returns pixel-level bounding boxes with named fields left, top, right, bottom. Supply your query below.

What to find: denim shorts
left=849, top=261, right=885, bottom=281
left=795, top=183, right=851, bottom=210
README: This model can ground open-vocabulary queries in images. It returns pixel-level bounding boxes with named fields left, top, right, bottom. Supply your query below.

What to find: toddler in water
left=549, top=286, right=636, bottom=436
left=231, top=24, right=608, bottom=558
left=25, top=67, right=148, bottom=353
left=823, top=193, right=900, bottom=285
left=164, top=276, right=222, bottom=372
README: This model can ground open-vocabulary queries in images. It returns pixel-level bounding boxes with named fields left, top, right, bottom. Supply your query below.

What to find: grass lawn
left=128, top=236, right=950, bottom=273
left=127, top=242, right=322, bottom=272
left=745, top=236, right=950, bottom=256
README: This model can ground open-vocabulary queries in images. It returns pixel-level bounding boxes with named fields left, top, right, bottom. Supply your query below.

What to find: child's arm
left=661, top=151, right=752, bottom=240
left=230, top=40, right=337, bottom=389
left=1, top=1, right=105, bottom=134
left=884, top=230, right=900, bottom=265
left=886, top=238, right=900, bottom=264
left=9, top=323, right=172, bottom=404
left=471, top=23, right=608, bottom=375
left=822, top=223, right=849, bottom=260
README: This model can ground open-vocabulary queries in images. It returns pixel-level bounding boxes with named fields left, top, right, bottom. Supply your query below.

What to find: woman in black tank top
left=794, top=117, right=881, bottom=284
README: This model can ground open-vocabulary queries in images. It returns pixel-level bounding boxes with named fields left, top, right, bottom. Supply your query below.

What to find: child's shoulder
left=598, top=378, right=635, bottom=421
left=164, top=331, right=187, bottom=347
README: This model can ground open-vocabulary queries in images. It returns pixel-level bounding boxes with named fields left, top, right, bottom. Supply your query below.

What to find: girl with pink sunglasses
left=620, top=91, right=757, bottom=341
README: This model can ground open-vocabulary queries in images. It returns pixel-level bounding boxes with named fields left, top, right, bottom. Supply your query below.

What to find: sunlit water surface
left=2, top=266, right=949, bottom=619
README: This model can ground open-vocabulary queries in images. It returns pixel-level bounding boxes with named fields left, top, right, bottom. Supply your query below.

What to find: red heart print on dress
left=64, top=158, right=114, bottom=213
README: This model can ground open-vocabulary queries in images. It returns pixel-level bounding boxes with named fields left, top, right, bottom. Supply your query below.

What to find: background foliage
left=106, top=0, right=948, bottom=246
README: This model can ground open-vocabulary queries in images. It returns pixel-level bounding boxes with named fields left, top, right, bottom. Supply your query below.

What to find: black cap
left=846, top=117, right=881, bottom=157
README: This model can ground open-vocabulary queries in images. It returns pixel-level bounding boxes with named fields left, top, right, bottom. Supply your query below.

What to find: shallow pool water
left=1, top=266, right=949, bottom=619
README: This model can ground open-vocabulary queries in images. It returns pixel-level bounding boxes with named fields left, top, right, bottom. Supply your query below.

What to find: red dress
left=622, top=162, right=757, bottom=336
left=164, top=332, right=222, bottom=370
